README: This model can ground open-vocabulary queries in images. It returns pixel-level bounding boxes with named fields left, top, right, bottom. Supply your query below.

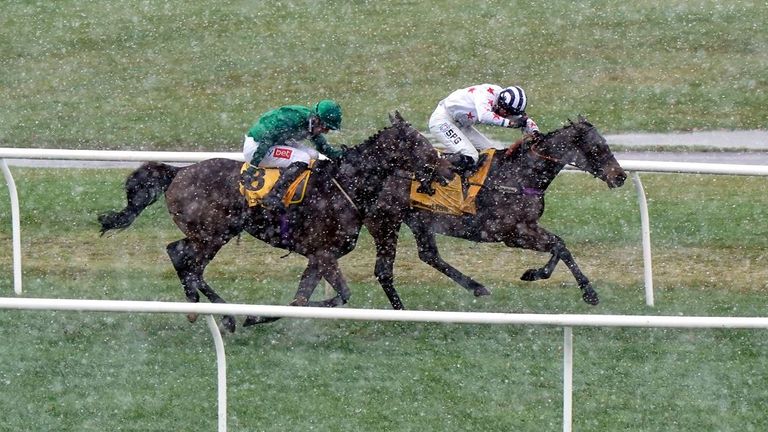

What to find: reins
left=526, top=123, right=597, bottom=173
left=528, top=140, right=563, bottom=164
left=330, top=177, right=360, bottom=213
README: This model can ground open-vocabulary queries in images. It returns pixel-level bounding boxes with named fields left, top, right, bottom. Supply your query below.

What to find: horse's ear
left=577, top=114, right=593, bottom=127
left=389, top=110, right=405, bottom=125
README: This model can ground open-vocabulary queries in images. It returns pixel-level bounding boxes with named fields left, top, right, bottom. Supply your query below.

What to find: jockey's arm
left=247, top=141, right=270, bottom=167
left=506, top=115, right=540, bottom=135
left=311, top=134, right=344, bottom=160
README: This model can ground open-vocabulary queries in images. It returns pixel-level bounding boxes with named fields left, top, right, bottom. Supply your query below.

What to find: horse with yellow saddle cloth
left=366, top=117, right=628, bottom=310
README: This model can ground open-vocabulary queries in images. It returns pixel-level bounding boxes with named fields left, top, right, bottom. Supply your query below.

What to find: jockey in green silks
left=242, top=99, right=344, bottom=210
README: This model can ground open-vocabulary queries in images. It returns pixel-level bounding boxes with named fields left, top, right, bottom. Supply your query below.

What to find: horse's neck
left=496, top=138, right=565, bottom=191
left=334, top=146, right=393, bottom=211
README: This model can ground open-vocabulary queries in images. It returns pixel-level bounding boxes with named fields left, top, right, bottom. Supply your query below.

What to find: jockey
left=242, top=99, right=344, bottom=210
left=428, top=84, right=540, bottom=173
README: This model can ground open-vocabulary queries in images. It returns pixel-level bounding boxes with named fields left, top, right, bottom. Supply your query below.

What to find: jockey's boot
left=261, top=161, right=309, bottom=210
left=241, top=165, right=259, bottom=190
left=445, top=154, right=476, bottom=177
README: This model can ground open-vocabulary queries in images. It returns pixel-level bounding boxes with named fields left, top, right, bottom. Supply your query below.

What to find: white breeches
left=428, top=104, right=506, bottom=163
left=242, top=135, right=319, bottom=168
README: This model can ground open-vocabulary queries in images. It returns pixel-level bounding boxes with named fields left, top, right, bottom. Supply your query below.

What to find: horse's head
left=536, top=116, right=626, bottom=188
left=388, top=111, right=454, bottom=193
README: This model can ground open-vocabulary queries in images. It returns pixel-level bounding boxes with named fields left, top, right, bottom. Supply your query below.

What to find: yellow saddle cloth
left=238, top=162, right=313, bottom=208
left=409, top=149, right=495, bottom=215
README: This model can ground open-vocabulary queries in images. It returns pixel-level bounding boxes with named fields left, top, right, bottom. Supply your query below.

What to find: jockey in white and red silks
left=429, top=84, right=540, bottom=172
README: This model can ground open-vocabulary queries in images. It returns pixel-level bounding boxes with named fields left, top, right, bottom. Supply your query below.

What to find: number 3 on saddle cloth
left=410, top=149, right=495, bottom=215
left=238, top=161, right=314, bottom=208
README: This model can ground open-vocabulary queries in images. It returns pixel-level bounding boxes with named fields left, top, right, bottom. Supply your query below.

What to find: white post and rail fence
left=3, top=147, right=768, bottom=304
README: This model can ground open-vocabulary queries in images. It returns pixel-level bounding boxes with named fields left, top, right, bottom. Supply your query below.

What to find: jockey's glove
left=508, top=115, right=529, bottom=129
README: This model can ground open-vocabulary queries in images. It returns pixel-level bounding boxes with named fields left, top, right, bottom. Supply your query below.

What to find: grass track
left=1, top=169, right=767, bottom=430
left=1, top=0, right=767, bottom=428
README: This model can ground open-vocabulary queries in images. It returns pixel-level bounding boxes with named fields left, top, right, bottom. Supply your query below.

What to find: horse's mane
left=342, top=118, right=409, bottom=160
left=358, top=127, right=389, bottom=148
left=502, top=116, right=591, bottom=162
left=541, top=116, right=591, bottom=140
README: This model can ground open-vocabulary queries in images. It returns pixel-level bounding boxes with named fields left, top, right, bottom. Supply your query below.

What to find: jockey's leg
left=444, top=153, right=476, bottom=174
left=428, top=113, right=479, bottom=176
left=261, top=161, right=309, bottom=210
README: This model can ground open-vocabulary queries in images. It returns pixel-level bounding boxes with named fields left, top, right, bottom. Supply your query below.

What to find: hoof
left=221, top=315, right=236, bottom=333
left=581, top=287, right=600, bottom=306
left=187, top=313, right=199, bottom=323
left=521, top=269, right=542, bottom=281
left=244, top=316, right=280, bottom=326
left=289, top=296, right=309, bottom=307
left=473, top=286, right=491, bottom=297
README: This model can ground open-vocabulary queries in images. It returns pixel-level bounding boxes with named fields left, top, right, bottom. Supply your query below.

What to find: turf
left=1, top=0, right=767, bottom=430
left=1, top=169, right=767, bottom=431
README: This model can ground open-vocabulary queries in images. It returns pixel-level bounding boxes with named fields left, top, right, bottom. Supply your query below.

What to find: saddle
left=410, top=149, right=495, bottom=215
left=238, top=162, right=313, bottom=208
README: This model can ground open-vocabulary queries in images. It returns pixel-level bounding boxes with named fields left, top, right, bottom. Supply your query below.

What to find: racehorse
left=98, top=112, right=453, bottom=331
left=366, top=116, right=627, bottom=308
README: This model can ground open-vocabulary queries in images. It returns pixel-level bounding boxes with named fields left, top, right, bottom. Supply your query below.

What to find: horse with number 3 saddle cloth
left=409, top=149, right=495, bottom=215
left=97, top=111, right=455, bottom=333
left=238, top=161, right=314, bottom=207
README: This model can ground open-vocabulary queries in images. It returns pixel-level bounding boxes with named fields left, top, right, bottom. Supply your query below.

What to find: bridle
left=527, top=123, right=607, bottom=176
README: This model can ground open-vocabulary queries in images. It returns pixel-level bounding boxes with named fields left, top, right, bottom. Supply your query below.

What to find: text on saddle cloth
left=409, top=149, right=495, bottom=216
left=238, top=162, right=313, bottom=208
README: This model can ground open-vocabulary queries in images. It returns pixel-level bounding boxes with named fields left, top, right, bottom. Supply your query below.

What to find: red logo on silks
left=272, top=147, right=293, bottom=159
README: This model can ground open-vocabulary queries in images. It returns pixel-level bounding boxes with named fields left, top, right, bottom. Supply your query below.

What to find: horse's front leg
left=311, top=252, right=350, bottom=308
left=243, top=257, right=324, bottom=326
left=506, top=226, right=599, bottom=306
left=367, top=216, right=405, bottom=309
left=553, top=241, right=599, bottom=305
left=520, top=252, right=560, bottom=282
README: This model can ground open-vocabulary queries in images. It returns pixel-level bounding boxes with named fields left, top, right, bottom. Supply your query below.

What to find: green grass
left=1, top=0, right=767, bottom=150
left=1, top=1, right=767, bottom=429
left=1, top=169, right=768, bottom=430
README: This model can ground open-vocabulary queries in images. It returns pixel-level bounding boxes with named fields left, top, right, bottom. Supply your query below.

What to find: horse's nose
left=611, top=170, right=627, bottom=188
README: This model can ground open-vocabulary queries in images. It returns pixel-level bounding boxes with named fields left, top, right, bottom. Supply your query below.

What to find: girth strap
left=496, top=185, right=544, bottom=196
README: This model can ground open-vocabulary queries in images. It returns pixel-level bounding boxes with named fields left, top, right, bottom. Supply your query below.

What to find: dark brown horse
left=98, top=112, right=453, bottom=331
left=366, top=116, right=627, bottom=308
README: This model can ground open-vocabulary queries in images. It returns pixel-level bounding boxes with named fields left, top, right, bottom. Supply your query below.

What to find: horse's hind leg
left=409, top=221, right=490, bottom=297
left=167, top=237, right=238, bottom=332
left=506, top=227, right=599, bottom=305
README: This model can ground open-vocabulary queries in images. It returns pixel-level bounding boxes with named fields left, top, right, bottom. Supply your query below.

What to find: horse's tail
left=98, top=162, right=182, bottom=235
